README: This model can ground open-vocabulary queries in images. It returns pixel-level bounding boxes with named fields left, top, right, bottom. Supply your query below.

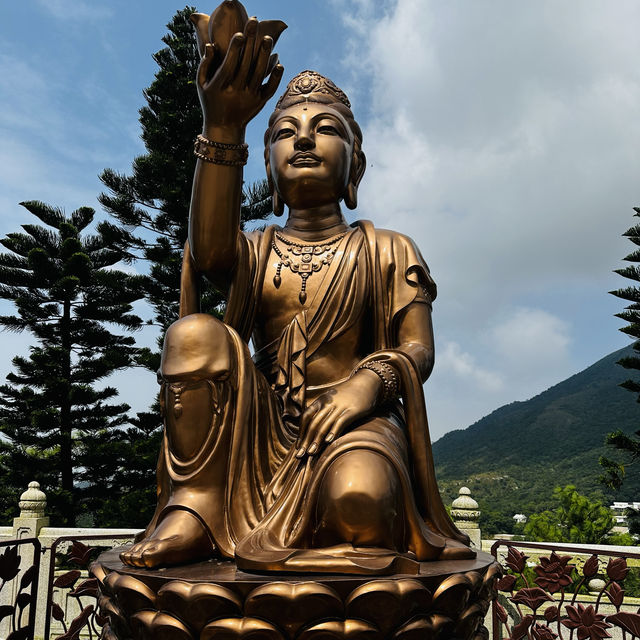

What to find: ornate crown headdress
left=275, top=70, right=351, bottom=110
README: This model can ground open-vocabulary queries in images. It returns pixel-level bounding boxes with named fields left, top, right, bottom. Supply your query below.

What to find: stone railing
left=0, top=482, right=139, bottom=640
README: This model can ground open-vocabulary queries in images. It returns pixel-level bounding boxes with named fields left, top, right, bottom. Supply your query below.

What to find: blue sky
left=1, top=0, right=639, bottom=440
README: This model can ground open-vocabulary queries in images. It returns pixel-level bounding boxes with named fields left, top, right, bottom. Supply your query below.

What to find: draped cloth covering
left=153, top=220, right=471, bottom=574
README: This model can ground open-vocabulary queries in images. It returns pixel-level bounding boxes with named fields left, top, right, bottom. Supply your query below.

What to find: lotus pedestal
left=93, top=548, right=499, bottom=640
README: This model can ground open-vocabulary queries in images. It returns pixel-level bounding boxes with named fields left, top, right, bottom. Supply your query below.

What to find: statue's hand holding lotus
left=190, top=1, right=287, bottom=131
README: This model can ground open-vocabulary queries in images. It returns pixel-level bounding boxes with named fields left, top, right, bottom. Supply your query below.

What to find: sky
left=1, top=0, right=639, bottom=441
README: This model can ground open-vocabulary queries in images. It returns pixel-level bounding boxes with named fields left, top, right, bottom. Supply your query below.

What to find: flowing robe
left=156, top=221, right=470, bottom=574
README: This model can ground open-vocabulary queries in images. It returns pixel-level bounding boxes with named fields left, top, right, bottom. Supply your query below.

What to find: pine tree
left=96, top=8, right=272, bottom=526
left=0, top=201, right=145, bottom=526
left=600, top=206, right=640, bottom=491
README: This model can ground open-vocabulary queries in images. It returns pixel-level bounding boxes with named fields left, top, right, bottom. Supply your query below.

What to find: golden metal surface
left=96, top=548, right=499, bottom=640
left=120, top=0, right=474, bottom=574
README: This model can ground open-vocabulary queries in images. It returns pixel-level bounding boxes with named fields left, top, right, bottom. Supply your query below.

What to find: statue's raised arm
left=187, top=2, right=285, bottom=293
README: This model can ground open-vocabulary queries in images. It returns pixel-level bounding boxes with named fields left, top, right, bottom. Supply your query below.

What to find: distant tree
left=0, top=201, right=144, bottom=526
left=524, top=485, right=620, bottom=545
left=96, top=8, right=273, bottom=526
left=601, top=206, right=640, bottom=490
left=479, top=508, right=515, bottom=538
left=626, top=507, right=640, bottom=537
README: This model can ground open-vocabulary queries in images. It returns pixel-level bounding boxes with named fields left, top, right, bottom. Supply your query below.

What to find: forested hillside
left=433, top=345, right=640, bottom=532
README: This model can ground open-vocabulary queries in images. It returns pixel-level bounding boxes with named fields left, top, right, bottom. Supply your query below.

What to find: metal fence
left=491, top=539, right=640, bottom=640
left=0, top=537, right=41, bottom=640
left=43, top=534, right=134, bottom=640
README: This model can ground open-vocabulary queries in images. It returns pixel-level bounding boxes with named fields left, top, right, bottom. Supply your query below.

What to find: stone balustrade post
left=451, top=486, right=481, bottom=549
left=13, top=481, right=49, bottom=538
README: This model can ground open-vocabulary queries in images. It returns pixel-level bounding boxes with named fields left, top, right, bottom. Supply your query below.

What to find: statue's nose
left=294, top=132, right=314, bottom=150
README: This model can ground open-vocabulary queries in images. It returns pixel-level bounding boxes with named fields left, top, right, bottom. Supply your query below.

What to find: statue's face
left=268, top=102, right=354, bottom=210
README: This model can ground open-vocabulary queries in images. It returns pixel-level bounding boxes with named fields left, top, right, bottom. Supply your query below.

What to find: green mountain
left=432, top=345, right=640, bottom=533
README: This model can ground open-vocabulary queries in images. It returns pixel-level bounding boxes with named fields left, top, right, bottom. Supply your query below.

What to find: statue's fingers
left=236, top=17, right=258, bottom=87
left=298, top=406, right=332, bottom=457
left=197, top=43, right=216, bottom=88
left=216, top=33, right=245, bottom=88
left=297, top=402, right=320, bottom=449
left=325, top=411, right=351, bottom=444
left=304, top=407, right=335, bottom=456
left=249, top=36, right=273, bottom=93
left=261, top=63, right=284, bottom=102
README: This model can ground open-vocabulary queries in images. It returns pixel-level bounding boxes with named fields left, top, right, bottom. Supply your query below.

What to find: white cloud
left=437, top=341, right=504, bottom=393
left=490, top=307, right=571, bottom=367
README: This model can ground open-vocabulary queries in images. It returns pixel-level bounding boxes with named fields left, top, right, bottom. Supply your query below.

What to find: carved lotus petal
left=208, top=0, right=249, bottom=54
left=191, top=13, right=213, bottom=58
left=201, top=617, right=284, bottom=640
left=582, top=554, right=599, bottom=578
left=245, top=582, right=342, bottom=637
left=98, top=594, right=130, bottom=639
left=98, top=594, right=123, bottom=625
left=190, top=1, right=286, bottom=60
left=90, top=562, right=108, bottom=587
left=453, top=602, right=485, bottom=639
left=393, top=617, right=436, bottom=640
left=104, top=571, right=156, bottom=617
left=431, top=574, right=472, bottom=617
left=481, top=563, right=502, bottom=594
left=346, top=579, right=431, bottom=636
left=157, top=580, right=242, bottom=633
left=297, top=619, right=379, bottom=640
left=427, top=614, right=454, bottom=638
left=101, top=623, right=119, bottom=640
left=131, top=610, right=193, bottom=640
left=463, top=571, right=483, bottom=593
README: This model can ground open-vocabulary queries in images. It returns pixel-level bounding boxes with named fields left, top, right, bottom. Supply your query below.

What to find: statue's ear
left=344, top=147, right=366, bottom=210
left=265, top=158, right=284, bottom=217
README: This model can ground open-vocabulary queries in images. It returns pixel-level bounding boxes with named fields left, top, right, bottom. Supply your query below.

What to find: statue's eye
left=317, top=124, right=339, bottom=136
left=274, top=127, right=295, bottom=141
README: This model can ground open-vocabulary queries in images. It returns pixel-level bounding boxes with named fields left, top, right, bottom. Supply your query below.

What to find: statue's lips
left=290, top=153, right=321, bottom=167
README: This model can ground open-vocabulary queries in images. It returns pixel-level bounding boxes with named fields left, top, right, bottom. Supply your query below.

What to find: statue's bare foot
left=438, top=538, right=476, bottom=561
left=120, top=510, right=214, bottom=568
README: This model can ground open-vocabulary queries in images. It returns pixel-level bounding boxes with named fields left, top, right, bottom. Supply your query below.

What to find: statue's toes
left=121, top=541, right=150, bottom=568
left=140, top=539, right=171, bottom=568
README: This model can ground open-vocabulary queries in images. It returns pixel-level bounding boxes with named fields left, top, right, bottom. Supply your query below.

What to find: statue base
left=93, top=547, right=499, bottom=640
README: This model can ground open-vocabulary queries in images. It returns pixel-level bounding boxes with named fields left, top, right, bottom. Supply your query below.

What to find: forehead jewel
left=275, top=70, right=351, bottom=110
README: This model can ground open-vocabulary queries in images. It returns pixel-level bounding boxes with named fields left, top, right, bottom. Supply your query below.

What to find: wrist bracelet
left=355, top=360, right=400, bottom=403
left=194, top=134, right=249, bottom=166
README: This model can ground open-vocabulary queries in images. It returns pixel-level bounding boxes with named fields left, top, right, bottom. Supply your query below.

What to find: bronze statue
left=120, top=0, right=473, bottom=575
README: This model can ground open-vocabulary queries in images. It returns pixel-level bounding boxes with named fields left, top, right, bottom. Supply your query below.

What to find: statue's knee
left=161, top=314, right=234, bottom=381
left=315, top=451, right=402, bottom=547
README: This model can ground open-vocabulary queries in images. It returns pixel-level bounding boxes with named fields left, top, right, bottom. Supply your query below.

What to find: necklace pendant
left=299, top=290, right=307, bottom=304
left=273, top=274, right=281, bottom=288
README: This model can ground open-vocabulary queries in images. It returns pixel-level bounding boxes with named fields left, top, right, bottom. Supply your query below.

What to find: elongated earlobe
left=272, top=190, right=284, bottom=216
left=344, top=183, right=358, bottom=210
left=344, top=146, right=365, bottom=210
left=265, top=157, right=284, bottom=217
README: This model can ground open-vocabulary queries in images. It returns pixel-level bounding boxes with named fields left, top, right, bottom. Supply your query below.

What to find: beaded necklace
left=272, top=230, right=347, bottom=304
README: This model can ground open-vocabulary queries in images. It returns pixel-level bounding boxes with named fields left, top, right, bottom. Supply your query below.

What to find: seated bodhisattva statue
left=121, top=1, right=474, bottom=575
